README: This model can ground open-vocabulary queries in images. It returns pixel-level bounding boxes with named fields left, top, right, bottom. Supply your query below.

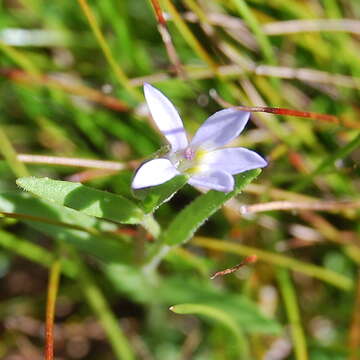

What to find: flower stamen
left=184, top=147, right=195, bottom=160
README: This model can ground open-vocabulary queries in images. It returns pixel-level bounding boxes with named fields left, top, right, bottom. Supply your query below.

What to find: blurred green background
left=0, top=0, right=359, bottom=359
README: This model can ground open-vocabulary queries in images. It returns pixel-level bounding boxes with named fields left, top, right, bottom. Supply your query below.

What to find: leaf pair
left=16, top=169, right=261, bottom=254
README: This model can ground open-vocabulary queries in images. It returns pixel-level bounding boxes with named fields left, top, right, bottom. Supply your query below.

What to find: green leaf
left=161, top=276, right=281, bottom=334
left=72, top=251, right=135, bottom=360
left=162, top=169, right=261, bottom=246
left=105, top=270, right=281, bottom=335
left=170, top=303, right=249, bottom=357
left=0, top=229, right=77, bottom=277
left=104, top=263, right=154, bottom=303
left=293, top=133, right=360, bottom=192
left=0, top=192, right=129, bottom=263
left=17, top=177, right=144, bottom=224
left=133, top=175, right=188, bottom=213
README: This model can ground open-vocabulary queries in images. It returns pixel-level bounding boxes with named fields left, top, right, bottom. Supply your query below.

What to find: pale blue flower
left=132, top=83, right=267, bottom=192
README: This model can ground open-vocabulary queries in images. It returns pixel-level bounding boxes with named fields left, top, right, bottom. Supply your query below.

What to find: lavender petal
left=131, top=158, right=179, bottom=189
left=188, top=170, right=234, bottom=192
left=201, top=147, right=267, bottom=175
left=144, top=83, right=188, bottom=152
left=190, top=108, right=250, bottom=150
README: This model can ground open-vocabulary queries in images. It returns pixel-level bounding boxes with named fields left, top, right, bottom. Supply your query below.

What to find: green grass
left=0, top=1, right=359, bottom=359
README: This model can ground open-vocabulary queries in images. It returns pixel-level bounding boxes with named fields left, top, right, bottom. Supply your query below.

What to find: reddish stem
left=0, top=68, right=129, bottom=112
left=150, top=0, right=166, bottom=25
left=210, top=88, right=340, bottom=125
left=234, top=105, right=339, bottom=124
left=210, top=255, right=257, bottom=279
left=45, top=260, right=61, bottom=360
left=148, top=0, right=185, bottom=78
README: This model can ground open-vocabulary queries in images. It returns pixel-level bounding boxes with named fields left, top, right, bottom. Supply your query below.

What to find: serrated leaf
left=17, top=177, right=144, bottom=224
left=161, top=169, right=261, bottom=246
left=133, top=175, right=188, bottom=213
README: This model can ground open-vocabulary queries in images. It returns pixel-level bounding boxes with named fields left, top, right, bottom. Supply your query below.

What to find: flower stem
left=142, top=241, right=171, bottom=274
left=140, top=214, right=161, bottom=239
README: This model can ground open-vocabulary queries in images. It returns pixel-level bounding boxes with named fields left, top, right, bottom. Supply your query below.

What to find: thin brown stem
left=240, top=200, right=360, bottom=214
left=262, top=19, right=360, bottom=36
left=148, top=0, right=186, bottom=78
left=0, top=68, right=130, bottom=112
left=0, top=211, right=101, bottom=236
left=235, top=106, right=338, bottom=124
left=210, top=255, right=257, bottom=279
left=45, top=260, right=61, bottom=360
left=209, top=88, right=339, bottom=124
left=131, top=64, right=360, bottom=91
left=183, top=11, right=360, bottom=36
left=254, top=65, right=360, bottom=90
left=349, top=271, right=360, bottom=360
left=17, top=154, right=127, bottom=170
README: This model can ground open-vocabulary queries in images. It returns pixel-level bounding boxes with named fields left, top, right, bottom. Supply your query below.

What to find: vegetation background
left=0, top=0, right=359, bottom=359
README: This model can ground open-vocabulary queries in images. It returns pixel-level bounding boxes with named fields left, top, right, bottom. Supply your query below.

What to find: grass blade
left=170, top=303, right=249, bottom=357
left=193, top=237, right=353, bottom=290
left=277, top=269, right=308, bottom=360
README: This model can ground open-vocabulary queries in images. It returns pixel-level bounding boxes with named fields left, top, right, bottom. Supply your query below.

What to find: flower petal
left=201, top=147, right=267, bottom=174
left=144, top=83, right=188, bottom=152
left=132, top=158, right=179, bottom=189
left=190, top=108, right=250, bottom=150
left=188, top=170, right=234, bottom=192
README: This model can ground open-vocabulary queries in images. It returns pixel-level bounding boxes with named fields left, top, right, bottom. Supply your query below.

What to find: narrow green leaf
left=232, top=0, right=276, bottom=66
left=0, top=127, right=29, bottom=178
left=293, top=133, right=360, bottom=192
left=133, top=175, right=188, bottom=213
left=0, top=193, right=129, bottom=263
left=0, top=229, right=77, bottom=277
left=104, top=263, right=154, bottom=303
left=164, top=276, right=280, bottom=334
left=162, top=169, right=261, bottom=246
left=17, top=177, right=144, bottom=224
left=170, top=303, right=249, bottom=357
left=194, top=237, right=353, bottom=291
left=277, top=269, right=308, bottom=360
left=76, top=0, right=140, bottom=101
left=72, top=249, right=135, bottom=360
left=105, top=269, right=281, bottom=334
